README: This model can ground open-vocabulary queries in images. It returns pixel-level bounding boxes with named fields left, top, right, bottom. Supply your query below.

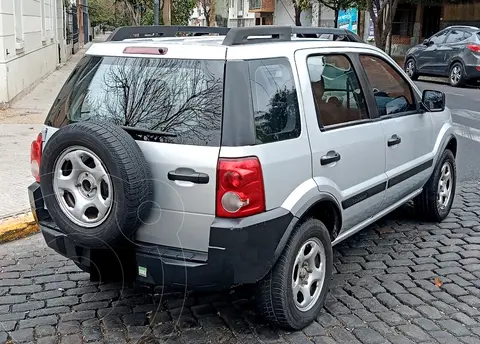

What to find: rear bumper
left=29, top=182, right=295, bottom=290
left=465, top=65, right=480, bottom=80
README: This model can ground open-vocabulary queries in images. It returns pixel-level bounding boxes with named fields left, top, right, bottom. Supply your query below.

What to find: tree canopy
left=88, top=0, right=196, bottom=27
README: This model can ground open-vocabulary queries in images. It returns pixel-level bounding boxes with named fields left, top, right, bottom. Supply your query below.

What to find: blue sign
left=337, top=8, right=358, bottom=34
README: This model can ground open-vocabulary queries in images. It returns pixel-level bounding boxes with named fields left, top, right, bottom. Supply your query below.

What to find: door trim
left=341, top=157, right=434, bottom=210
left=387, top=159, right=433, bottom=189
left=342, top=181, right=387, bottom=210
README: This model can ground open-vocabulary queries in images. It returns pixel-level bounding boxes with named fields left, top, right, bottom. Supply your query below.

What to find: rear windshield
left=46, top=56, right=225, bottom=146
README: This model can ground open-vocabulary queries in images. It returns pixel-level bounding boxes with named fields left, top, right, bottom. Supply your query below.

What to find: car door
left=417, top=29, right=450, bottom=74
left=358, top=53, right=435, bottom=209
left=294, top=48, right=388, bottom=234
left=438, top=29, right=468, bottom=75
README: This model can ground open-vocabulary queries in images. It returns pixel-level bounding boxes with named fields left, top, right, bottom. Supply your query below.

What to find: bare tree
left=366, top=0, right=400, bottom=51
left=198, top=0, right=211, bottom=26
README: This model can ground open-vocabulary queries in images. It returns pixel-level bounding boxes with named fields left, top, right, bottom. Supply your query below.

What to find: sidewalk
left=0, top=33, right=109, bottom=220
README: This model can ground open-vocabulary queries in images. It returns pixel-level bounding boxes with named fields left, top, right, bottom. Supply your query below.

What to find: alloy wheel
left=292, top=237, right=326, bottom=312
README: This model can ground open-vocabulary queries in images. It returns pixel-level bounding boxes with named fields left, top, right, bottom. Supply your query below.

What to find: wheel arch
left=274, top=193, right=342, bottom=263
left=449, top=58, right=465, bottom=73
left=445, top=135, right=458, bottom=157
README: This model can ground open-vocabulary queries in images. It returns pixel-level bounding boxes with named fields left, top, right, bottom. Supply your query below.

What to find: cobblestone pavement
left=1, top=182, right=480, bottom=344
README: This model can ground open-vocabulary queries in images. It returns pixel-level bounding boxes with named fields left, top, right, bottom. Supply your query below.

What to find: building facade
left=0, top=0, right=70, bottom=107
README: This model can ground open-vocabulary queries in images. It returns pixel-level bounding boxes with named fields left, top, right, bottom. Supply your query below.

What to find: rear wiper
left=121, top=126, right=177, bottom=139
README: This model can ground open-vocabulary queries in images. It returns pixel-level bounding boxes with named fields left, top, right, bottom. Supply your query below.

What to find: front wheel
left=414, top=149, right=456, bottom=222
left=256, top=218, right=333, bottom=330
left=405, top=58, right=419, bottom=81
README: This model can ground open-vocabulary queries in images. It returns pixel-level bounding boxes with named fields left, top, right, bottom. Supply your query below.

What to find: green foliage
left=172, top=0, right=197, bottom=25
left=317, top=0, right=360, bottom=11
left=88, top=0, right=116, bottom=26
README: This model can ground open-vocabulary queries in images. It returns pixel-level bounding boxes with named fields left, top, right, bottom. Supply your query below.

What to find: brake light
left=467, top=44, right=480, bottom=53
left=31, top=133, right=43, bottom=182
left=123, top=47, right=168, bottom=55
left=216, top=157, right=266, bottom=218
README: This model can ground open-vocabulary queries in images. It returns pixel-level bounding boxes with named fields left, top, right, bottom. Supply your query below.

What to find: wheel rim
left=450, top=66, right=461, bottom=84
left=292, top=237, right=326, bottom=312
left=406, top=60, right=415, bottom=77
left=53, top=146, right=113, bottom=228
left=437, top=161, right=453, bottom=211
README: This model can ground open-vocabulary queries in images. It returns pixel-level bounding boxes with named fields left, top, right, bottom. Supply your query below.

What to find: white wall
left=228, top=0, right=255, bottom=27
left=274, top=0, right=312, bottom=26
left=0, top=0, right=65, bottom=106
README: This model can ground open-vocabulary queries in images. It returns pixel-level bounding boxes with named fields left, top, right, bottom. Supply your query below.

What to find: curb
left=0, top=213, right=39, bottom=244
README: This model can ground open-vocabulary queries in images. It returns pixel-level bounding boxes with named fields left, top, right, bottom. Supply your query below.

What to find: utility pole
left=163, top=0, right=171, bottom=25
left=154, top=0, right=159, bottom=25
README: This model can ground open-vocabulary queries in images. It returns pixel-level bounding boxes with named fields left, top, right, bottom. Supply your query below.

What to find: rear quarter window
left=247, top=58, right=301, bottom=144
left=46, top=56, right=225, bottom=147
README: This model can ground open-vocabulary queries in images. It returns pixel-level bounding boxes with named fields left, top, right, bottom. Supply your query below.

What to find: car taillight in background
left=467, top=44, right=480, bottom=53
left=216, top=157, right=266, bottom=218
left=31, top=133, right=43, bottom=182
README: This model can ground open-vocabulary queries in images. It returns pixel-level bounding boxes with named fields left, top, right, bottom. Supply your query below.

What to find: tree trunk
left=294, top=6, right=302, bottom=26
left=204, top=10, right=210, bottom=26
left=334, top=8, right=339, bottom=28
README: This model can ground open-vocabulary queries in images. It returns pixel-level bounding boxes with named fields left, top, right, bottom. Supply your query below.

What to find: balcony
left=248, top=0, right=274, bottom=13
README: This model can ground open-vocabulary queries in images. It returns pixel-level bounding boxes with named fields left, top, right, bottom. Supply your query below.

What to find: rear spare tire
left=40, top=122, right=153, bottom=248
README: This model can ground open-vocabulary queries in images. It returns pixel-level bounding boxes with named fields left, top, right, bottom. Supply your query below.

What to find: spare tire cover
left=40, top=122, right=153, bottom=248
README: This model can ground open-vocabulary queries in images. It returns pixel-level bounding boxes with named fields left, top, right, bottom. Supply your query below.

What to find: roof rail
left=107, top=26, right=230, bottom=41
left=222, top=26, right=292, bottom=46
left=292, top=27, right=363, bottom=42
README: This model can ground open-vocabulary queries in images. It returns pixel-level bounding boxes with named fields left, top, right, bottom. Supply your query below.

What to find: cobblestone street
left=0, top=182, right=479, bottom=343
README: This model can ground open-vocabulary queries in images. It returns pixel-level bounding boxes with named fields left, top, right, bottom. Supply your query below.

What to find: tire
left=40, top=122, right=153, bottom=248
left=405, top=58, right=419, bottom=81
left=449, top=62, right=465, bottom=87
left=256, top=218, right=333, bottom=330
left=414, top=149, right=456, bottom=222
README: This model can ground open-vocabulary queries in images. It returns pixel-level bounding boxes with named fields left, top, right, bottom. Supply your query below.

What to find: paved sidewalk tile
left=0, top=182, right=479, bottom=343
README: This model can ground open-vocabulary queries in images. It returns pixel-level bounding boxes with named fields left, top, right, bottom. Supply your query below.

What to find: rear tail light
left=216, top=157, right=266, bottom=218
left=31, top=133, right=43, bottom=182
left=467, top=44, right=480, bottom=53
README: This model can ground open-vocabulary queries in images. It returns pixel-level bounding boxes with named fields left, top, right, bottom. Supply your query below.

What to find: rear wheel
left=256, top=218, right=333, bottom=330
left=414, top=149, right=456, bottom=222
left=449, top=62, right=465, bottom=87
left=405, top=58, right=419, bottom=81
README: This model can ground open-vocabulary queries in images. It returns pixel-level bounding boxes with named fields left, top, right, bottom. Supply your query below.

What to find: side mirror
left=422, top=90, right=445, bottom=112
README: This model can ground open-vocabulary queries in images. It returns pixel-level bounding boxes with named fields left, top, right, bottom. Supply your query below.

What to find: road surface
left=416, top=80, right=480, bottom=183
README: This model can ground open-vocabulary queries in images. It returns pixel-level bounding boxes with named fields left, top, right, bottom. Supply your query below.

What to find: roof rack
left=292, top=27, right=363, bottom=42
left=105, top=25, right=363, bottom=45
left=107, top=26, right=230, bottom=42
left=222, top=26, right=292, bottom=46
left=221, top=26, right=363, bottom=46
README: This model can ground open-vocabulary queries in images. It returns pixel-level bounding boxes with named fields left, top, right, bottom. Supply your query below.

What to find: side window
left=430, top=30, right=449, bottom=44
left=248, top=58, right=301, bottom=144
left=446, top=30, right=465, bottom=43
left=359, top=55, right=416, bottom=117
left=306, top=54, right=369, bottom=128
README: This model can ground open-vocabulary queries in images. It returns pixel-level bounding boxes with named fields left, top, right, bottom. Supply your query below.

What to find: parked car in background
left=404, top=25, right=480, bottom=87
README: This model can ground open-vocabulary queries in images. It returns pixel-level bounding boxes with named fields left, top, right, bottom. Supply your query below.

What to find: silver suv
left=28, top=25, right=457, bottom=330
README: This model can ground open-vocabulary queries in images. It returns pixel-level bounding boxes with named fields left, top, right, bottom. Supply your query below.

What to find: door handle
left=388, top=135, right=402, bottom=147
left=321, top=151, right=341, bottom=165
left=168, top=170, right=209, bottom=184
